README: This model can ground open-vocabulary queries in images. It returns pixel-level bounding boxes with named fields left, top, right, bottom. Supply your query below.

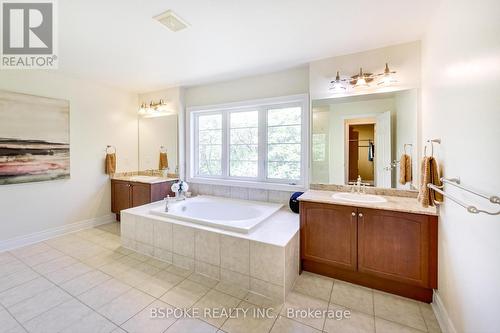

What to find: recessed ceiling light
left=153, top=10, right=189, bottom=32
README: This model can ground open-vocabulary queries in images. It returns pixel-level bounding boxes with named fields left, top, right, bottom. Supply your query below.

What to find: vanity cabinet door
left=300, top=202, right=357, bottom=271
left=357, top=208, right=437, bottom=288
left=130, top=182, right=151, bottom=207
left=111, top=181, right=131, bottom=214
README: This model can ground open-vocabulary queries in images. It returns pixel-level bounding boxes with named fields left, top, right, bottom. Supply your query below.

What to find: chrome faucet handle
left=164, top=195, right=176, bottom=211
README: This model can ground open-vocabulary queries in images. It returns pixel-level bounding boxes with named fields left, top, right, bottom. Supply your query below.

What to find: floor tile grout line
left=5, top=224, right=438, bottom=333
left=372, top=288, right=376, bottom=332
left=118, top=297, right=180, bottom=331
left=2, top=225, right=130, bottom=330
left=0, top=297, right=30, bottom=332
left=0, top=275, right=56, bottom=309
left=418, top=303, right=431, bottom=332
left=0, top=267, right=40, bottom=294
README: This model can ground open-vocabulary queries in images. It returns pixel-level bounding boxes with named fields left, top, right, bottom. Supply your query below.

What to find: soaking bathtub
left=150, top=195, right=283, bottom=233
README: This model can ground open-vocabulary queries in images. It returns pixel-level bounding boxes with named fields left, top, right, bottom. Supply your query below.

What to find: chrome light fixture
left=329, top=71, right=348, bottom=93
left=377, top=63, right=398, bottom=86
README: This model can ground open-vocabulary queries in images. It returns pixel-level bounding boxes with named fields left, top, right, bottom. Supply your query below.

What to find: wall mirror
left=311, top=89, right=418, bottom=190
left=138, top=114, right=178, bottom=175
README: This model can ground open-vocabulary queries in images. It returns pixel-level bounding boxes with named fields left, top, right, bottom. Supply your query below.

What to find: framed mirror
left=311, top=89, right=418, bottom=190
left=138, top=114, right=178, bottom=175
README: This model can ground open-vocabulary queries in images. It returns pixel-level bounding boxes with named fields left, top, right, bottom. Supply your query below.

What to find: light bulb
left=354, top=68, right=369, bottom=88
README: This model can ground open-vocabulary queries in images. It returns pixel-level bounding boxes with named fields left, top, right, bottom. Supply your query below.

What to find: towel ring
left=424, top=139, right=441, bottom=157
left=160, top=145, right=167, bottom=153
left=404, top=143, right=413, bottom=155
left=106, top=145, right=116, bottom=154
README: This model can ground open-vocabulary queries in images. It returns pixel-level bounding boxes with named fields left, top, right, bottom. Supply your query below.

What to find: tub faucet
left=164, top=195, right=175, bottom=212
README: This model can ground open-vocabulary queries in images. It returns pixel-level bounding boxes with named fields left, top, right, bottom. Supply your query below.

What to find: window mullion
left=222, top=111, right=229, bottom=178
left=194, top=114, right=199, bottom=177
left=258, top=107, right=267, bottom=182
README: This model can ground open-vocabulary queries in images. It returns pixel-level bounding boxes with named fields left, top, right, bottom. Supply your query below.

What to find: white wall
left=0, top=71, right=138, bottom=242
left=421, top=0, right=500, bottom=332
left=185, top=66, right=309, bottom=107
left=310, top=41, right=421, bottom=100
left=395, top=89, right=418, bottom=190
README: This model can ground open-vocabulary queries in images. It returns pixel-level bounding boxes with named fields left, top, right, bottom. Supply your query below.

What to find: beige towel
left=105, top=153, right=116, bottom=175
left=418, top=156, right=443, bottom=207
left=399, top=154, right=412, bottom=185
left=159, top=152, right=169, bottom=170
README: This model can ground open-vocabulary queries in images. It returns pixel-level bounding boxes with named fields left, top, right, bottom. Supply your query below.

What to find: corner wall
left=421, top=0, right=500, bottom=331
left=0, top=71, right=138, bottom=243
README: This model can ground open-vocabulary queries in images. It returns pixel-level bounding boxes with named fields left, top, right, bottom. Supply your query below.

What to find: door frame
left=342, top=114, right=377, bottom=185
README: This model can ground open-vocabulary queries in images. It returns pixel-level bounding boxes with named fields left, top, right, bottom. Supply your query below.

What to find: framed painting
left=0, top=90, right=70, bottom=185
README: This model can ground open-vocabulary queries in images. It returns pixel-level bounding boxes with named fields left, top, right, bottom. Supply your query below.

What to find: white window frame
left=187, top=94, right=309, bottom=191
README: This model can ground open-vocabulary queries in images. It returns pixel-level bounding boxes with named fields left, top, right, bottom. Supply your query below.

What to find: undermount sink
left=129, top=175, right=160, bottom=182
left=332, top=192, right=387, bottom=203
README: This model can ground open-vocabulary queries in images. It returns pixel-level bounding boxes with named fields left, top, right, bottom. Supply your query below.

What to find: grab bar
left=442, top=178, right=500, bottom=205
left=427, top=182, right=500, bottom=216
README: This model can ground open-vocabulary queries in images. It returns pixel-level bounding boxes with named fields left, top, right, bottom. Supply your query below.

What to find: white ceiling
left=59, top=0, right=438, bottom=92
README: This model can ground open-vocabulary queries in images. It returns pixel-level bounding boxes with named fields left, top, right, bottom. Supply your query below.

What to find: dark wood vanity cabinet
left=300, top=201, right=438, bottom=302
left=301, top=203, right=357, bottom=271
left=111, top=179, right=175, bottom=221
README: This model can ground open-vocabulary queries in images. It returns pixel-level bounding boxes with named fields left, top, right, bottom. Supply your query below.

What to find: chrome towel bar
left=427, top=177, right=500, bottom=215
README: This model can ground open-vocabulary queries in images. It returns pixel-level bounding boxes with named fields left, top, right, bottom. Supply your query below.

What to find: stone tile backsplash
left=188, top=183, right=296, bottom=205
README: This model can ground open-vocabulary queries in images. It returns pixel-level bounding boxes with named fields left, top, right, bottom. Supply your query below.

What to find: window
left=189, top=94, right=308, bottom=189
left=197, top=113, right=222, bottom=176
left=229, top=110, right=259, bottom=177
left=267, top=107, right=302, bottom=181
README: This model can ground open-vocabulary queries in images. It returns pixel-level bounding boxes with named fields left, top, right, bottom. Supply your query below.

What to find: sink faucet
left=349, top=175, right=366, bottom=194
left=356, top=175, right=362, bottom=194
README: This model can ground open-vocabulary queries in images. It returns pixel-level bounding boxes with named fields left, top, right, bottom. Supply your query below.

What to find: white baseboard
left=0, top=214, right=116, bottom=252
left=432, top=290, right=457, bottom=333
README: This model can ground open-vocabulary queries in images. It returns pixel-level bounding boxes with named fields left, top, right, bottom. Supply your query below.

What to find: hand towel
left=399, top=154, right=413, bottom=185
left=429, top=157, right=443, bottom=203
left=418, top=156, right=443, bottom=207
left=105, top=153, right=116, bottom=175
left=159, top=152, right=169, bottom=170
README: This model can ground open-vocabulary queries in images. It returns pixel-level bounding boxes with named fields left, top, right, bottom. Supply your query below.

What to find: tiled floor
left=0, top=222, right=442, bottom=333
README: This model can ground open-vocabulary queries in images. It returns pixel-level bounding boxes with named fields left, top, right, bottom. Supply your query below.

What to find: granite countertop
left=111, top=175, right=179, bottom=184
left=299, top=190, right=438, bottom=216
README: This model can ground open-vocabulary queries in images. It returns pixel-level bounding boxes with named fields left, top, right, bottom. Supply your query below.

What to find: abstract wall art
left=0, top=90, right=70, bottom=185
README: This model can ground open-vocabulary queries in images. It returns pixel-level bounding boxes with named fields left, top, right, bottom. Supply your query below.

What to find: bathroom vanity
left=111, top=176, right=177, bottom=221
left=299, top=190, right=438, bottom=302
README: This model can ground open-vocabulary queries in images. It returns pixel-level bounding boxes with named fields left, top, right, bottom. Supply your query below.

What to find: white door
left=375, top=111, right=392, bottom=188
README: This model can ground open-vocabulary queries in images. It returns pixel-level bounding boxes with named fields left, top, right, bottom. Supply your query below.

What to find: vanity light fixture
left=377, top=63, right=398, bottom=86
left=351, top=68, right=374, bottom=88
left=329, top=71, right=348, bottom=93
left=139, top=99, right=171, bottom=116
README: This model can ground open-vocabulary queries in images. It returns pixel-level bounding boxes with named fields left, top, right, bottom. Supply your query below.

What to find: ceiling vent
left=153, top=10, right=189, bottom=32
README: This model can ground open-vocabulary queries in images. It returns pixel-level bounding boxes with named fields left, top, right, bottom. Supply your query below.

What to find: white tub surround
left=150, top=196, right=282, bottom=233
left=120, top=197, right=299, bottom=301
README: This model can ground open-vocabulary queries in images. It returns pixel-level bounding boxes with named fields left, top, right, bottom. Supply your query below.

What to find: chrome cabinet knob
left=358, top=213, right=363, bottom=218
left=351, top=212, right=356, bottom=217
